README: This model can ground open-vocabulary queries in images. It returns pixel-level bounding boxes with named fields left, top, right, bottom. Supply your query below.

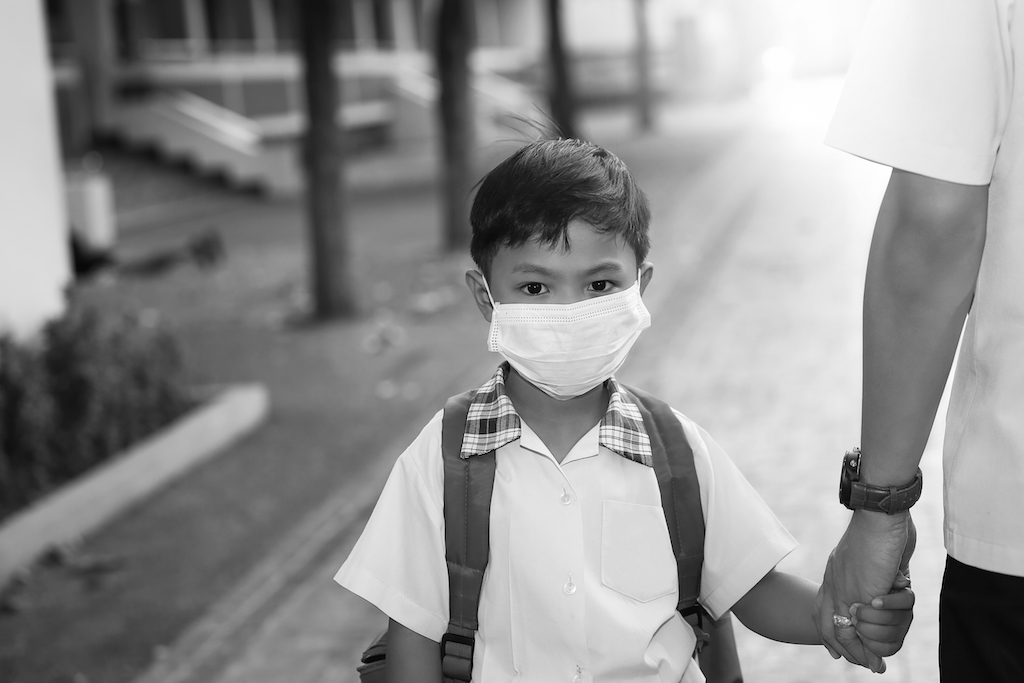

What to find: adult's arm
left=816, top=169, right=988, bottom=670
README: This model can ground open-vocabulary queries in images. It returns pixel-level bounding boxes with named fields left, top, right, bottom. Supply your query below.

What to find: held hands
left=847, top=571, right=915, bottom=659
left=815, top=512, right=916, bottom=673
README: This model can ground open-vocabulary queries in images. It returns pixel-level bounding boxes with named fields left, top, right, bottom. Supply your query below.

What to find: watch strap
left=841, top=447, right=923, bottom=514
left=847, top=471, right=923, bottom=513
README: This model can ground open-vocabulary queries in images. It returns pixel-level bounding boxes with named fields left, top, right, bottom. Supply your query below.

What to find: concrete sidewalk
left=152, top=80, right=945, bottom=683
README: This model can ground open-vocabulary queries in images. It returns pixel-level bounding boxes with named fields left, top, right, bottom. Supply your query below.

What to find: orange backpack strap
left=441, top=390, right=495, bottom=682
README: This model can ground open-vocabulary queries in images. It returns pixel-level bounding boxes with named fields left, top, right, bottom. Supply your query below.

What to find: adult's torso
left=942, top=5, right=1024, bottom=576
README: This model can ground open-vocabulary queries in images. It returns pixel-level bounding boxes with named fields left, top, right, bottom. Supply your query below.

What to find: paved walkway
left=149, top=79, right=946, bottom=683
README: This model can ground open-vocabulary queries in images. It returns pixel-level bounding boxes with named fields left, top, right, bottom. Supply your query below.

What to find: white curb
left=0, top=383, right=270, bottom=589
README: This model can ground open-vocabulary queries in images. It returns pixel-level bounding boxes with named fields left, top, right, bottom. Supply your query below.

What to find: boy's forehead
left=492, top=220, right=637, bottom=273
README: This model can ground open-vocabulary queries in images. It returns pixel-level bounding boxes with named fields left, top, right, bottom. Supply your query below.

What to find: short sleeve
left=825, top=0, right=1013, bottom=185
left=334, top=410, right=450, bottom=641
left=676, top=412, right=798, bottom=621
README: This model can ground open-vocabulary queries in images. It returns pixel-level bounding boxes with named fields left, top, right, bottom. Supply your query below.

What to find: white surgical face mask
left=483, top=274, right=651, bottom=399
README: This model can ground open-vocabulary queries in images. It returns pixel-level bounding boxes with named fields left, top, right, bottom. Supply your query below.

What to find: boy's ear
left=638, top=262, right=654, bottom=295
left=465, top=270, right=494, bottom=322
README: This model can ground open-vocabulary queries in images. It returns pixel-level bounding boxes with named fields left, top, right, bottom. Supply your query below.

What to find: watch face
left=839, top=463, right=852, bottom=504
left=839, top=449, right=860, bottom=506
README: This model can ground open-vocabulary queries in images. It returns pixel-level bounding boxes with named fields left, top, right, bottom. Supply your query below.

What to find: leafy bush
left=0, top=306, right=191, bottom=522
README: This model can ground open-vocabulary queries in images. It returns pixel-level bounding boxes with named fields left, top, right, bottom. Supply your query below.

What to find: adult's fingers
left=816, top=554, right=881, bottom=669
left=834, top=616, right=886, bottom=673
left=899, top=515, right=917, bottom=576
left=815, top=579, right=850, bottom=661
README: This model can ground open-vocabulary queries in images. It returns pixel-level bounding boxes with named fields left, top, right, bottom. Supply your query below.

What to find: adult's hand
left=815, top=511, right=915, bottom=673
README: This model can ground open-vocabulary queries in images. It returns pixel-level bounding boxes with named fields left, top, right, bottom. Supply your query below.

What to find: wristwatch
left=839, top=448, right=923, bottom=514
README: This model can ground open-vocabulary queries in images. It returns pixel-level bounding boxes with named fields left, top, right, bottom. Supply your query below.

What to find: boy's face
left=466, top=219, right=654, bottom=320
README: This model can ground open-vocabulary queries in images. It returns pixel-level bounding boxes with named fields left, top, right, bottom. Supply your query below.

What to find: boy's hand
left=849, top=576, right=915, bottom=659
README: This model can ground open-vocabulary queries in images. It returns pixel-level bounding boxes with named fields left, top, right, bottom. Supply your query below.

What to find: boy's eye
left=589, top=280, right=611, bottom=292
left=522, top=282, right=547, bottom=296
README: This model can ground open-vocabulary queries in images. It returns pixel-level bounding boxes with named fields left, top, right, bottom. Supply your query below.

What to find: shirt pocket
left=601, top=500, right=677, bottom=603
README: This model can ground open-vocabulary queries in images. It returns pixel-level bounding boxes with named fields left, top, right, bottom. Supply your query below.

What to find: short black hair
left=470, top=139, right=651, bottom=275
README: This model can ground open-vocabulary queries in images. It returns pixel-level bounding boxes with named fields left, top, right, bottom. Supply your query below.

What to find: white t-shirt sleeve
left=334, top=410, right=449, bottom=641
left=676, top=412, right=798, bottom=621
left=825, top=0, right=1013, bottom=185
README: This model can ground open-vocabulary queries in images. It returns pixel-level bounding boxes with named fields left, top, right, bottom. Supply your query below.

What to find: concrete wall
left=0, top=0, right=70, bottom=338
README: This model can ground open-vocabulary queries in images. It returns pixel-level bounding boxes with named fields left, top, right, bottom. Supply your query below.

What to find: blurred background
left=3, top=0, right=875, bottom=332
left=1, top=1, right=948, bottom=683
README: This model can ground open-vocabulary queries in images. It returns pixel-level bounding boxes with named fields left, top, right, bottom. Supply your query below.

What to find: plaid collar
left=460, top=363, right=653, bottom=467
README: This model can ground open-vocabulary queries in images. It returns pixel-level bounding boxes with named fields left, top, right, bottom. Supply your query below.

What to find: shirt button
left=573, top=675, right=582, bottom=683
left=563, top=581, right=577, bottom=595
left=560, top=492, right=572, bottom=505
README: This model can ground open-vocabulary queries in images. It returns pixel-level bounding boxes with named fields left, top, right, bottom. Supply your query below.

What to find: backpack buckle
left=440, top=631, right=475, bottom=681
left=680, top=605, right=711, bottom=654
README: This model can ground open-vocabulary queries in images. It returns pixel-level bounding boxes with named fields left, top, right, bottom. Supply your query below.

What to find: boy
left=336, top=139, right=913, bottom=682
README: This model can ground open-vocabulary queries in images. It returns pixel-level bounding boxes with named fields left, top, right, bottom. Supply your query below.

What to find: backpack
left=358, top=387, right=743, bottom=683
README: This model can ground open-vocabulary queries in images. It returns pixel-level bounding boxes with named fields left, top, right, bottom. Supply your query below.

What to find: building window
left=206, top=0, right=255, bottom=46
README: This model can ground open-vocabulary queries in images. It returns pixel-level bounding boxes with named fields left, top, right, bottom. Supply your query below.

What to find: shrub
left=0, top=305, right=191, bottom=522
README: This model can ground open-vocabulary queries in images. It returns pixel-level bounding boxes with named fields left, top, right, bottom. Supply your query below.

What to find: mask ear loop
left=480, top=272, right=497, bottom=308
left=481, top=273, right=501, bottom=352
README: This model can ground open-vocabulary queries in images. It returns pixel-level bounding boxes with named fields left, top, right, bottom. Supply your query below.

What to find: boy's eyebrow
left=581, top=260, right=628, bottom=276
left=510, top=261, right=628, bottom=277
left=510, top=263, right=558, bottom=277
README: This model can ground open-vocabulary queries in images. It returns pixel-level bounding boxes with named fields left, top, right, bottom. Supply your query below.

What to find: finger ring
left=833, top=614, right=853, bottom=629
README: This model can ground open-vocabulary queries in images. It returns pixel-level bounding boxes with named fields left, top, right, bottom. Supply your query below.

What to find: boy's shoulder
left=616, top=382, right=704, bottom=441
left=393, top=407, right=445, bottom=472
left=395, top=373, right=498, bottom=467
left=618, top=382, right=681, bottom=415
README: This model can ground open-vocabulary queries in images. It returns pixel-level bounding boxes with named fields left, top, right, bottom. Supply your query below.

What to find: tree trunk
left=634, top=0, right=654, bottom=131
left=299, top=0, right=357, bottom=319
left=545, top=0, right=579, bottom=140
left=435, top=0, right=475, bottom=251
left=69, top=0, right=117, bottom=146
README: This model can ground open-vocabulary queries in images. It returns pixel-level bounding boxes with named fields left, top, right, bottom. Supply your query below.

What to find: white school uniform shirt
left=336, top=365, right=796, bottom=682
left=826, top=0, right=1024, bottom=576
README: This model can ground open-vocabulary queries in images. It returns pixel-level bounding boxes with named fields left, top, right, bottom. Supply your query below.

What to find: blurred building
left=45, top=0, right=551, bottom=196
left=2, top=0, right=868, bottom=336
left=42, top=0, right=737, bottom=195
left=43, top=0, right=874, bottom=197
